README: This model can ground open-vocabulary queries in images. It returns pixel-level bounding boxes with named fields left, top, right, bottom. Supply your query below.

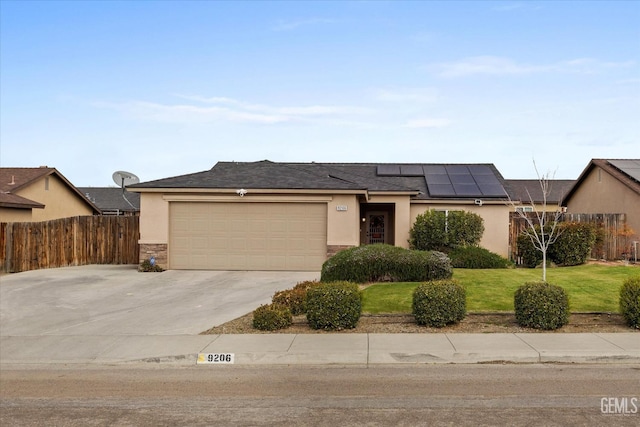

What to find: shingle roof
left=78, top=187, right=140, bottom=213
left=504, top=180, right=575, bottom=204
left=0, top=167, right=55, bottom=193
left=0, top=192, right=45, bottom=209
left=0, top=167, right=101, bottom=214
left=130, top=160, right=511, bottom=200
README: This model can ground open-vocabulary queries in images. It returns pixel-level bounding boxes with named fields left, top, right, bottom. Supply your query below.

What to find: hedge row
left=320, top=244, right=452, bottom=283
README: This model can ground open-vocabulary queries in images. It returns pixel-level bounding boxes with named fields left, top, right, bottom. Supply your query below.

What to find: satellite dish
left=112, top=171, right=140, bottom=189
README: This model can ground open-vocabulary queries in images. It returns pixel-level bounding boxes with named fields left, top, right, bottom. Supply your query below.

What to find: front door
left=366, top=212, right=387, bottom=244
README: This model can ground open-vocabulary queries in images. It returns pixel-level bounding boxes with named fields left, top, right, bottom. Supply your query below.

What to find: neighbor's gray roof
left=78, top=187, right=140, bottom=213
left=130, top=160, right=513, bottom=201
left=504, top=180, right=575, bottom=204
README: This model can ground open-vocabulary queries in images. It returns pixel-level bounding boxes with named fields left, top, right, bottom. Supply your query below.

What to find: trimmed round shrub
left=272, top=280, right=322, bottom=315
left=320, top=244, right=452, bottom=283
left=252, top=304, right=292, bottom=331
left=410, top=209, right=484, bottom=251
left=619, top=276, right=640, bottom=328
left=548, top=222, right=597, bottom=266
left=412, top=279, right=466, bottom=327
left=448, top=246, right=513, bottom=269
left=306, top=281, right=362, bottom=330
left=447, top=210, right=485, bottom=248
left=409, top=210, right=448, bottom=251
left=514, top=281, right=569, bottom=330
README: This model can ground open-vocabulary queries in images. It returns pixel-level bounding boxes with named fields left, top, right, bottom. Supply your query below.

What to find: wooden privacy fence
left=1, top=216, right=139, bottom=273
left=509, top=212, right=628, bottom=263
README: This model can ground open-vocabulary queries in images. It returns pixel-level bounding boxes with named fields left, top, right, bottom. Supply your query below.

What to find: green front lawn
left=361, top=264, right=639, bottom=313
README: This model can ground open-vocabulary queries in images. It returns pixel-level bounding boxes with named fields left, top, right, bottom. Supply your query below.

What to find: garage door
left=169, top=202, right=327, bottom=270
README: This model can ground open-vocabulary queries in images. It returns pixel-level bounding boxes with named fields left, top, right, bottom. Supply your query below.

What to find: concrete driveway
left=0, top=265, right=319, bottom=336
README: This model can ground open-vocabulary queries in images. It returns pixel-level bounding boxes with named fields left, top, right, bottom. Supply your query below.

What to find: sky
left=1, top=1, right=639, bottom=186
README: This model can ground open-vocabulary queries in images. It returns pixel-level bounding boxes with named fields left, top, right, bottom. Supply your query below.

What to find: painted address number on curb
left=197, top=353, right=235, bottom=364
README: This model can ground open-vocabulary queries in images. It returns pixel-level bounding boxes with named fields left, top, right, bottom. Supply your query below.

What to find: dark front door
left=365, top=211, right=387, bottom=244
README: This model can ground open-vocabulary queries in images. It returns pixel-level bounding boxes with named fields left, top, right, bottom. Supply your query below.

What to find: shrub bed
left=517, top=222, right=598, bottom=268
left=252, top=304, right=292, bottom=331
left=320, top=244, right=452, bottom=283
left=306, top=281, right=362, bottom=330
left=619, top=276, right=640, bottom=328
left=412, top=279, right=466, bottom=327
left=514, top=281, right=569, bottom=330
left=448, top=246, right=513, bottom=269
left=272, top=280, right=322, bottom=315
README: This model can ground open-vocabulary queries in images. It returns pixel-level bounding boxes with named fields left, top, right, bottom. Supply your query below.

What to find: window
left=44, top=177, right=49, bottom=191
left=515, top=206, right=534, bottom=212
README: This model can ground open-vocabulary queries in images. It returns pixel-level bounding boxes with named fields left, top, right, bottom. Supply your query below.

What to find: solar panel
left=423, top=165, right=447, bottom=174
left=467, top=165, right=493, bottom=175
left=377, top=165, right=401, bottom=176
left=453, top=183, right=482, bottom=196
left=400, top=165, right=425, bottom=176
left=427, top=183, right=457, bottom=197
left=478, top=183, right=507, bottom=197
left=473, top=174, right=501, bottom=184
left=424, top=173, right=452, bottom=184
left=445, top=165, right=469, bottom=175
left=608, top=160, right=640, bottom=182
left=450, top=174, right=476, bottom=184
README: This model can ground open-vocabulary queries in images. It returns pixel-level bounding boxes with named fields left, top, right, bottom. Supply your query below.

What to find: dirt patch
left=202, top=312, right=636, bottom=335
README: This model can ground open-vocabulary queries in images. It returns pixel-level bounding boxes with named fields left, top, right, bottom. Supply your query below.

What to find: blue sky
left=1, top=1, right=639, bottom=186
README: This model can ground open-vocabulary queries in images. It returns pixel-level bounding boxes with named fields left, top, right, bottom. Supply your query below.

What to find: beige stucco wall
left=0, top=208, right=33, bottom=222
left=327, top=194, right=360, bottom=247
left=138, top=193, right=170, bottom=244
left=566, top=167, right=640, bottom=240
left=16, top=175, right=94, bottom=221
left=410, top=202, right=511, bottom=257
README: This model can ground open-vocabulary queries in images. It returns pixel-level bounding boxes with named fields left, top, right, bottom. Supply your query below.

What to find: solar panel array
left=377, top=164, right=507, bottom=198
left=608, top=160, right=640, bottom=183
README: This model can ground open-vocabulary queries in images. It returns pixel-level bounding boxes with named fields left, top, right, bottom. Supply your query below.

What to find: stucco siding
left=410, top=203, right=511, bottom=257
left=0, top=208, right=33, bottom=222
left=17, top=175, right=93, bottom=221
left=566, top=167, right=640, bottom=240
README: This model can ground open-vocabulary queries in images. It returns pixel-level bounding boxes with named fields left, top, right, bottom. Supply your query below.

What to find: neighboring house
left=0, top=167, right=100, bottom=222
left=561, top=159, right=640, bottom=243
left=0, top=192, right=45, bottom=222
left=78, top=187, right=140, bottom=216
left=129, top=160, right=517, bottom=271
left=504, top=179, right=575, bottom=212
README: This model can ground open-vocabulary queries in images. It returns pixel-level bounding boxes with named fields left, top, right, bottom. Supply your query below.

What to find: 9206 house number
left=197, top=353, right=235, bottom=364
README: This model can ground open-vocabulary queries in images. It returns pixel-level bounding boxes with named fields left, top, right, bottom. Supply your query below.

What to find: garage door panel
left=170, top=202, right=327, bottom=270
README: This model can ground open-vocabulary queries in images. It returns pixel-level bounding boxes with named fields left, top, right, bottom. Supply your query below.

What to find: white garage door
left=169, top=202, right=327, bottom=271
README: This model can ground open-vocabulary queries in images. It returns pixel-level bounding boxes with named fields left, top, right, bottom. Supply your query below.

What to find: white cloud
left=428, top=56, right=635, bottom=78
left=403, top=118, right=452, bottom=128
left=97, top=95, right=372, bottom=125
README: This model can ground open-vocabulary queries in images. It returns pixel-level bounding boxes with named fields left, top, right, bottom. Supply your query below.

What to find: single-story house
left=0, top=167, right=100, bottom=222
left=129, top=160, right=519, bottom=271
left=504, top=179, right=575, bottom=212
left=79, top=187, right=140, bottom=216
left=562, top=159, right=640, bottom=242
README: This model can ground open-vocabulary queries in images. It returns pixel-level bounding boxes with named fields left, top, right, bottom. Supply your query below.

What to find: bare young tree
left=509, top=161, right=564, bottom=281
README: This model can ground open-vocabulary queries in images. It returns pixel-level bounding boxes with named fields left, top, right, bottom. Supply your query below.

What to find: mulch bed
left=202, top=312, right=636, bottom=335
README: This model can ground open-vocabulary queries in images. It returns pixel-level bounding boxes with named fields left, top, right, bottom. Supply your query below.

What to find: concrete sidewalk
left=1, top=332, right=638, bottom=366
